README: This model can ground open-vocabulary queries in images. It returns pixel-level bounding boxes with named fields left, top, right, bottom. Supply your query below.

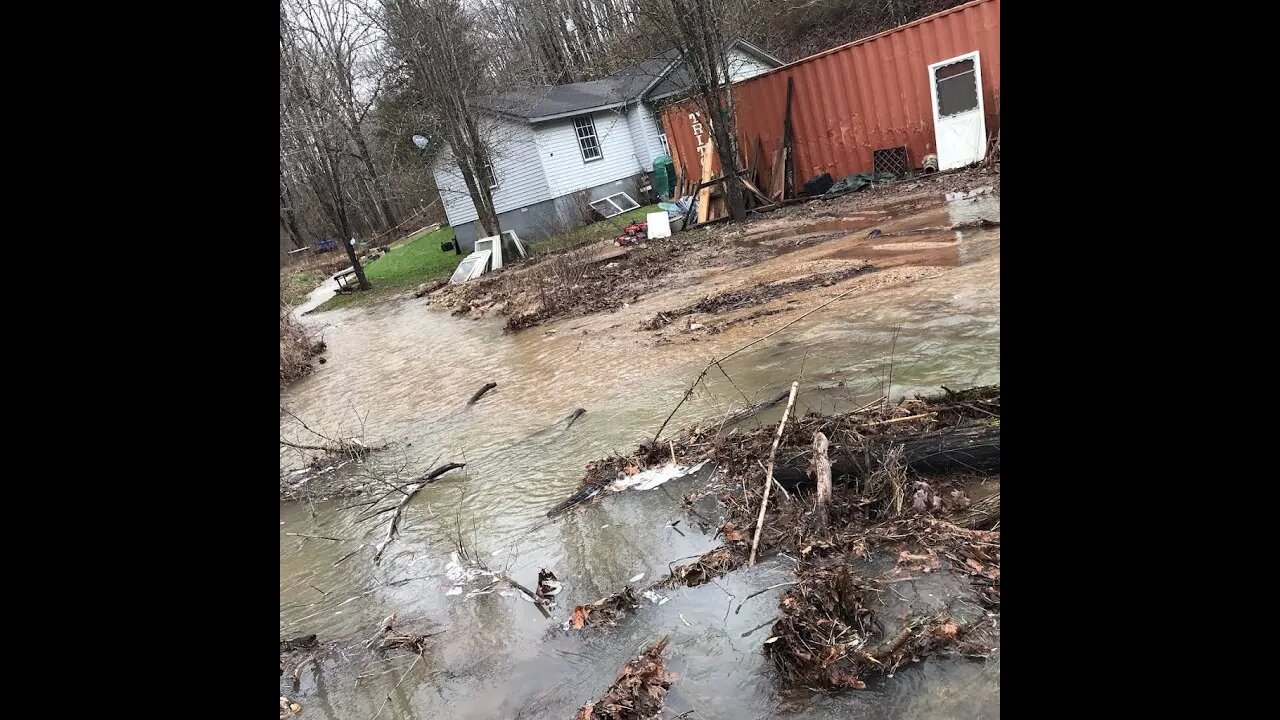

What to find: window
left=934, top=58, right=979, bottom=117
left=654, top=114, right=669, bottom=155
left=574, top=115, right=602, bottom=162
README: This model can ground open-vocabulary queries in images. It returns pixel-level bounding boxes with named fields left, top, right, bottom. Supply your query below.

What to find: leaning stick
left=748, top=381, right=798, bottom=567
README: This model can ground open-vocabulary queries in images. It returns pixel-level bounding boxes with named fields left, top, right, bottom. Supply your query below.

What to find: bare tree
left=281, top=5, right=372, bottom=289
left=286, top=0, right=401, bottom=235
left=379, top=0, right=502, bottom=238
left=637, top=0, right=748, bottom=221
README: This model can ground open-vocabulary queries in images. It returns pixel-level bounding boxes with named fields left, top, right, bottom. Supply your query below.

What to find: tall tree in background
left=380, top=0, right=501, bottom=238
left=638, top=0, right=747, bottom=221
left=286, top=0, right=399, bottom=234
left=281, top=5, right=372, bottom=289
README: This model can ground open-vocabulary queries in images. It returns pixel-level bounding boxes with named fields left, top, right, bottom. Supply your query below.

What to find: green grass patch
left=529, top=204, right=661, bottom=254
left=313, top=205, right=662, bottom=312
left=316, top=226, right=461, bottom=311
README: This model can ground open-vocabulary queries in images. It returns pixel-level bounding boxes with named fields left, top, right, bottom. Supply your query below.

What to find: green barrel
left=652, top=155, right=675, bottom=199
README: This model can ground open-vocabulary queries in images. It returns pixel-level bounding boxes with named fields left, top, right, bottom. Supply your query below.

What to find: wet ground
left=280, top=181, right=1000, bottom=718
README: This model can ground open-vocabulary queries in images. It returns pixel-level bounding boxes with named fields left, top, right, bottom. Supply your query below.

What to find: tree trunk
left=280, top=168, right=306, bottom=249
left=350, top=128, right=399, bottom=232
left=773, top=424, right=1001, bottom=492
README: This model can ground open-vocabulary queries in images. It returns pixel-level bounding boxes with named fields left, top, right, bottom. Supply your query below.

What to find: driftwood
left=467, top=382, right=497, bottom=405
left=772, top=424, right=1000, bottom=492
left=812, top=432, right=832, bottom=530
left=565, top=408, right=586, bottom=430
left=494, top=572, right=552, bottom=619
left=372, top=463, right=465, bottom=565
left=749, top=382, right=799, bottom=567
left=719, top=390, right=789, bottom=426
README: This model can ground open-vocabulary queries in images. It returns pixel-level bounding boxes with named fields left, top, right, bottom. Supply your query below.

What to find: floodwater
left=280, top=193, right=1000, bottom=719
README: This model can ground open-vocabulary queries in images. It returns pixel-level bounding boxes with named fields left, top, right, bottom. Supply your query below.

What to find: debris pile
left=568, top=586, right=639, bottom=630
left=574, top=636, right=676, bottom=720
left=559, top=385, right=1000, bottom=689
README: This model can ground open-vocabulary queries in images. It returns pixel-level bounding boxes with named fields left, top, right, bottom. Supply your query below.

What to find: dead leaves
left=568, top=588, right=639, bottom=631
left=575, top=636, right=675, bottom=720
left=720, top=522, right=744, bottom=543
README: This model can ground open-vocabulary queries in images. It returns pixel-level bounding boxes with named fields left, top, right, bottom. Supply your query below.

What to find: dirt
left=641, top=262, right=873, bottom=331
left=426, top=167, right=998, bottom=341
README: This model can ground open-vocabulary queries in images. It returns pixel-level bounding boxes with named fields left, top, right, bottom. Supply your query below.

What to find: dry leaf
left=721, top=523, right=743, bottom=542
left=570, top=607, right=589, bottom=630
left=935, top=621, right=960, bottom=639
left=575, top=703, right=595, bottom=720
left=624, top=465, right=639, bottom=476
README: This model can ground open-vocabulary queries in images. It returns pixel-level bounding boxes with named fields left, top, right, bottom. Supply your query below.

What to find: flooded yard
left=281, top=181, right=1000, bottom=719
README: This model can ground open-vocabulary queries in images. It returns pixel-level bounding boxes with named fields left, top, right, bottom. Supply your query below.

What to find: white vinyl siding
left=432, top=116, right=552, bottom=227
left=533, top=110, right=643, bottom=198
left=626, top=102, right=670, bottom=172
left=726, top=48, right=773, bottom=82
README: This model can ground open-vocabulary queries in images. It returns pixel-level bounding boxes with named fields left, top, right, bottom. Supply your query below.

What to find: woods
left=278, top=0, right=972, bottom=263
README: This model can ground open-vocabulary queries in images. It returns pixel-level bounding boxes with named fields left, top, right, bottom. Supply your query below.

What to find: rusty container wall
left=663, top=0, right=999, bottom=193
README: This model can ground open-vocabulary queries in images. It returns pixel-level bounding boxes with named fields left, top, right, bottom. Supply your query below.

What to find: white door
left=928, top=52, right=987, bottom=170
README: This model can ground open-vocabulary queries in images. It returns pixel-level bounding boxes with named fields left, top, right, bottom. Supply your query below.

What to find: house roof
left=473, top=40, right=780, bottom=122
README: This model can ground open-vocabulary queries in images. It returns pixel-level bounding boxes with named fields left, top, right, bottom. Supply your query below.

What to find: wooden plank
left=696, top=136, right=715, bottom=224
left=769, top=146, right=787, bottom=201
left=741, top=176, right=773, bottom=206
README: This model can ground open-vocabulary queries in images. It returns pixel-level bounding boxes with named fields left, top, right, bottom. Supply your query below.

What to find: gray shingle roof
left=473, top=49, right=679, bottom=122
left=473, top=41, right=781, bottom=122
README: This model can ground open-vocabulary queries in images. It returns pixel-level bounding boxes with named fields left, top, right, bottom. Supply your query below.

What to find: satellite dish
left=411, top=135, right=429, bottom=150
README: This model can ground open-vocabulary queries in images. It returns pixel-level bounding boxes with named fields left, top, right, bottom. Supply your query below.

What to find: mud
left=428, top=167, right=999, bottom=336
left=642, top=262, right=873, bottom=330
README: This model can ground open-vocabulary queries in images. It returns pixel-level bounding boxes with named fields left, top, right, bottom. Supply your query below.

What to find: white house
left=432, top=40, right=782, bottom=250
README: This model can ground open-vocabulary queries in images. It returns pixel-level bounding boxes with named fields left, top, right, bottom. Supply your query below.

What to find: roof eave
left=528, top=100, right=629, bottom=123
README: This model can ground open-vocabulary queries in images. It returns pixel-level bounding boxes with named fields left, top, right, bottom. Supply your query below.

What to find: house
left=432, top=40, right=782, bottom=251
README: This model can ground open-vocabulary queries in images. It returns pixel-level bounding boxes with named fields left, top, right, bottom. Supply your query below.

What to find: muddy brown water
left=280, top=194, right=1000, bottom=718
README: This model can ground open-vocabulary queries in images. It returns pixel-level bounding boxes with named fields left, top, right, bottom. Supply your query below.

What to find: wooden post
left=812, top=432, right=831, bottom=531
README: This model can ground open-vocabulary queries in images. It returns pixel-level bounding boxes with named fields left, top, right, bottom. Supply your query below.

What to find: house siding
left=727, top=48, right=773, bottom=82
left=532, top=109, right=643, bottom=199
left=432, top=115, right=552, bottom=228
left=628, top=102, right=669, bottom=172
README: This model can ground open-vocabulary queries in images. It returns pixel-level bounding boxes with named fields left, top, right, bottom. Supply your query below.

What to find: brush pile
left=569, top=587, right=640, bottom=630
left=565, top=385, right=1000, bottom=689
left=574, top=636, right=676, bottom=720
left=280, top=296, right=326, bottom=385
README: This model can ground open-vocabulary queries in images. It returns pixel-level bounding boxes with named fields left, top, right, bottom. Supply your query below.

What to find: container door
left=929, top=52, right=987, bottom=170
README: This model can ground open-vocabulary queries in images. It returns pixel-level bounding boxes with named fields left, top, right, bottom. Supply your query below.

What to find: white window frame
left=574, top=115, right=602, bottom=162
left=654, top=113, right=669, bottom=155
left=588, top=192, right=639, bottom=218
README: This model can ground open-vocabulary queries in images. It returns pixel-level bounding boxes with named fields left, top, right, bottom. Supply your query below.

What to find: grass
left=314, top=226, right=461, bottom=311
left=529, top=204, right=660, bottom=254
left=306, top=204, right=662, bottom=312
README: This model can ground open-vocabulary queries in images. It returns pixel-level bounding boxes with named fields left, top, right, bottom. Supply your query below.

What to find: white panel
left=533, top=109, right=643, bottom=198
left=726, top=48, right=773, bottom=82
left=646, top=211, right=671, bottom=239
left=431, top=116, right=553, bottom=227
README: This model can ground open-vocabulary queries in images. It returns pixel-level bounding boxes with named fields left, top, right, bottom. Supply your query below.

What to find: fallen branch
left=735, top=582, right=798, bottom=614
left=285, top=533, right=346, bottom=542
left=467, top=382, right=497, bottom=405
left=372, top=462, right=465, bottom=565
left=565, top=408, right=586, bottom=430
left=749, top=382, right=799, bottom=567
left=495, top=572, right=552, bottom=619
